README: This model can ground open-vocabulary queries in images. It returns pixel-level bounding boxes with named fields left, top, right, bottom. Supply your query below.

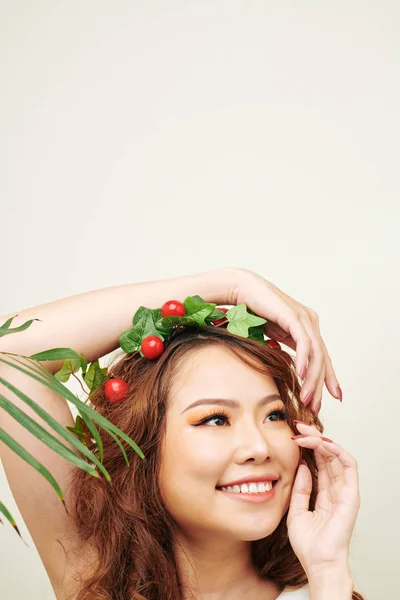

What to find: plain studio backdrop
left=0, top=2, right=399, bottom=599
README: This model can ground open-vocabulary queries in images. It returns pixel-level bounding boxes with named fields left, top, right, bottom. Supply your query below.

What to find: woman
left=0, top=267, right=363, bottom=599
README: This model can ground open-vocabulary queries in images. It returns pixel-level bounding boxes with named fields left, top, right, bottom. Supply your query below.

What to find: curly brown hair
left=64, top=325, right=365, bottom=600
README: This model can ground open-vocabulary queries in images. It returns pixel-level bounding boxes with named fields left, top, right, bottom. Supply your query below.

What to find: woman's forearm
left=0, top=268, right=241, bottom=373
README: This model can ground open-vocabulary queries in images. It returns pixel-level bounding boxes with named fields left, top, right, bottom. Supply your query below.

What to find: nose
left=233, top=420, right=270, bottom=464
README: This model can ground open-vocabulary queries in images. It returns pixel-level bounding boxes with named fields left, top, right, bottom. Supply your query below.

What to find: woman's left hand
left=286, top=422, right=360, bottom=577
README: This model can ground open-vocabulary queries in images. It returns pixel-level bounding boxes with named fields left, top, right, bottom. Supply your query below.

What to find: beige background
left=1, top=2, right=399, bottom=598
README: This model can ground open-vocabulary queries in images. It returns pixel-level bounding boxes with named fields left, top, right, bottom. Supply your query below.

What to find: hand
left=231, top=268, right=342, bottom=413
left=286, top=422, right=360, bottom=577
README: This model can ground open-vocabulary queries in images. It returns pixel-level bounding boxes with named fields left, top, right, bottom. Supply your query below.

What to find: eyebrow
left=180, top=393, right=283, bottom=415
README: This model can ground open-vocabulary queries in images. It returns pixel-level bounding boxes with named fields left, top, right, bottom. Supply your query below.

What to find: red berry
left=141, top=335, right=164, bottom=360
left=161, top=300, right=186, bottom=318
left=104, top=378, right=129, bottom=404
left=213, top=307, right=229, bottom=326
left=267, top=339, right=281, bottom=349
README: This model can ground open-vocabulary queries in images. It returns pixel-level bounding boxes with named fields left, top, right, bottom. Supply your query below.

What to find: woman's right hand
left=228, top=268, right=342, bottom=415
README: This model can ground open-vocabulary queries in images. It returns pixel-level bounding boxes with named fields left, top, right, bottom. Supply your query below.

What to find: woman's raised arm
left=0, top=267, right=341, bottom=413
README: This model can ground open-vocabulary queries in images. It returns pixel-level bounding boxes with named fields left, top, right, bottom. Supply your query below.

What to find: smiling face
left=159, top=344, right=301, bottom=543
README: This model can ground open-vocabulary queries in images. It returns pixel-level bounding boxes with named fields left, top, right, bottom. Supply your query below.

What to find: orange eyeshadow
left=185, top=401, right=286, bottom=424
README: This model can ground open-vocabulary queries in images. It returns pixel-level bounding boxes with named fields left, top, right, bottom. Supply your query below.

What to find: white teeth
left=220, top=481, right=275, bottom=493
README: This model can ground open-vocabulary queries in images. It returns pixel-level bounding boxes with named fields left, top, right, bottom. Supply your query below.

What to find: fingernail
left=313, top=400, right=322, bottom=416
left=299, top=459, right=307, bottom=466
left=291, top=434, right=307, bottom=440
left=303, top=391, right=313, bottom=406
left=321, top=436, right=334, bottom=443
left=299, top=365, right=307, bottom=380
left=336, top=385, right=343, bottom=402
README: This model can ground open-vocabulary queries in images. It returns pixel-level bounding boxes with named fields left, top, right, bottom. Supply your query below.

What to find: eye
left=195, top=408, right=288, bottom=427
left=266, top=409, right=288, bottom=423
left=195, top=409, right=230, bottom=427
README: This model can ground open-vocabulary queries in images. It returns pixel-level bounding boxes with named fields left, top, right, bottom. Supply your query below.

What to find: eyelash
left=194, top=408, right=288, bottom=427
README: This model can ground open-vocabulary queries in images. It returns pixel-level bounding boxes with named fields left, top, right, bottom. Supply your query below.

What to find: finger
left=310, top=367, right=326, bottom=415
left=291, top=428, right=341, bottom=510
left=270, top=307, right=312, bottom=382
left=252, top=281, right=336, bottom=402
left=291, top=433, right=340, bottom=459
left=323, top=346, right=342, bottom=401
left=313, top=452, right=335, bottom=512
left=292, top=434, right=348, bottom=487
left=297, top=312, right=325, bottom=404
left=307, top=326, right=341, bottom=402
left=288, top=460, right=313, bottom=518
left=320, top=439, right=359, bottom=491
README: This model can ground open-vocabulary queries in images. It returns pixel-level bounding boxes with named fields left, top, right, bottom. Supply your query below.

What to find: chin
left=226, top=522, right=280, bottom=542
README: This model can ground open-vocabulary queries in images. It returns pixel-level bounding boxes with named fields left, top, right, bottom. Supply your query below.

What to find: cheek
left=158, top=422, right=227, bottom=505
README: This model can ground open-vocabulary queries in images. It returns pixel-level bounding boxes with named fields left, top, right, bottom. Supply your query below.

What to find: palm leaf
left=0, top=429, right=68, bottom=512
left=0, top=394, right=100, bottom=479
left=0, top=500, right=27, bottom=544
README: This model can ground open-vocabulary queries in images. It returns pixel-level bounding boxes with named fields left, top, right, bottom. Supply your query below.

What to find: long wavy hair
left=65, top=325, right=364, bottom=600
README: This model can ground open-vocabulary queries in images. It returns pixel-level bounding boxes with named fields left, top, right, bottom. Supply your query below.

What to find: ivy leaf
left=54, top=358, right=82, bottom=382
left=248, top=324, right=267, bottom=345
left=120, top=308, right=164, bottom=354
left=160, top=315, right=194, bottom=328
left=207, top=308, right=228, bottom=323
left=0, top=315, right=41, bottom=337
left=119, top=328, right=141, bottom=353
left=132, top=306, right=148, bottom=326
left=83, top=360, right=108, bottom=392
left=152, top=309, right=174, bottom=336
left=226, top=304, right=267, bottom=337
left=183, top=295, right=216, bottom=326
left=135, top=308, right=164, bottom=340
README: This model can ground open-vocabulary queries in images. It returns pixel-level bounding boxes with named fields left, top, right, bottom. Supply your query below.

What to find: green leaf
left=83, top=360, right=108, bottom=392
left=0, top=370, right=111, bottom=480
left=247, top=324, right=267, bottom=345
left=0, top=500, right=25, bottom=541
left=0, top=353, right=145, bottom=460
left=160, top=315, right=194, bottom=328
left=120, top=307, right=164, bottom=354
left=77, top=408, right=104, bottom=463
left=0, top=316, right=41, bottom=338
left=132, top=306, right=148, bottom=326
left=183, top=296, right=216, bottom=326
left=152, top=309, right=174, bottom=336
left=0, top=428, right=68, bottom=510
left=66, top=415, right=88, bottom=445
left=135, top=308, right=165, bottom=340
left=226, top=304, right=267, bottom=337
left=54, top=358, right=82, bottom=382
left=207, top=308, right=227, bottom=322
left=0, top=395, right=99, bottom=478
left=30, top=348, right=88, bottom=373
left=119, top=328, right=141, bottom=353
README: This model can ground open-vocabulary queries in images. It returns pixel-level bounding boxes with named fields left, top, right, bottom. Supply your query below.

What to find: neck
left=174, top=532, right=280, bottom=600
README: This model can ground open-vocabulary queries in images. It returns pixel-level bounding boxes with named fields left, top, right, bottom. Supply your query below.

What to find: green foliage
left=0, top=315, right=41, bottom=338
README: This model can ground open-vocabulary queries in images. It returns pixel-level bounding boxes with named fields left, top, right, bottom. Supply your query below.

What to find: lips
left=216, top=473, right=279, bottom=488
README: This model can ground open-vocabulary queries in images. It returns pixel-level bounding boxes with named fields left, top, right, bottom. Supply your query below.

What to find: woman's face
left=159, top=345, right=300, bottom=542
